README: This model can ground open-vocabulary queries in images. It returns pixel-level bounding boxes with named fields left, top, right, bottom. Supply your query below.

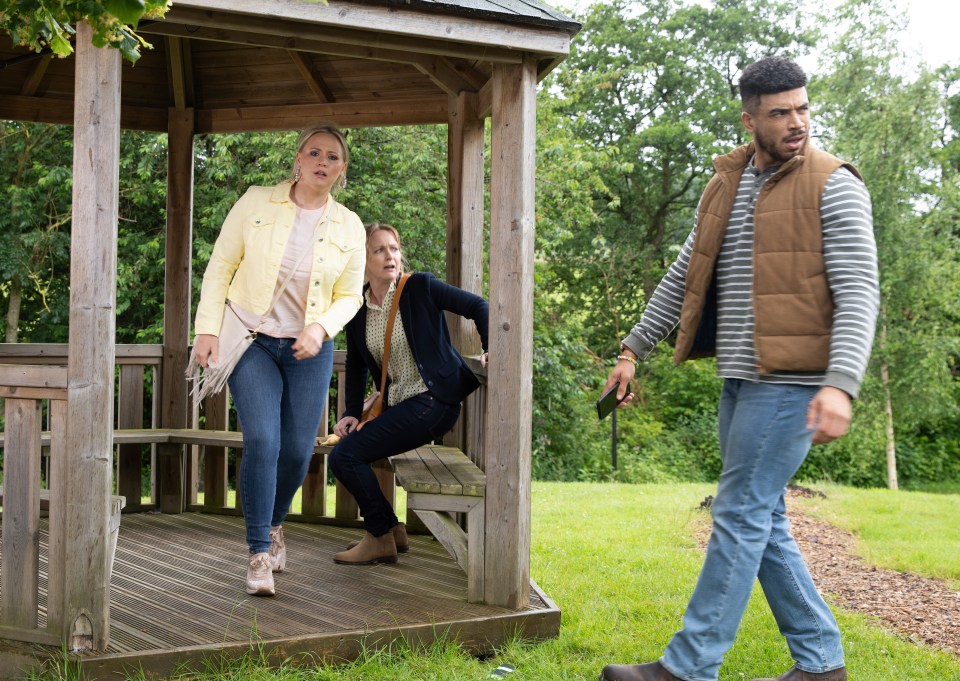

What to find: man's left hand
left=806, top=386, right=852, bottom=444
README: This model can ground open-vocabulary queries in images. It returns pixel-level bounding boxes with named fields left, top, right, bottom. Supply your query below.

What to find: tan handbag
left=356, top=273, right=411, bottom=430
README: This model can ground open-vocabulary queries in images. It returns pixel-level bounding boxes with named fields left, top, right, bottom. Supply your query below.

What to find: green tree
left=810, top=0, right=960, bottom=489
left=548, top=0, right=817, bottom=357
left=0, top=122, right=73, bottom=342
left=0, top=0, right=171, bottom=62
left=529, top=0, right=817, bottom=479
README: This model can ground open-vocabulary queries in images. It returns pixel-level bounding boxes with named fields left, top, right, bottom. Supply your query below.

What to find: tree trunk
left=879, top=318, right=898, bottom=490
left=5, top=274, right=22, bottom=343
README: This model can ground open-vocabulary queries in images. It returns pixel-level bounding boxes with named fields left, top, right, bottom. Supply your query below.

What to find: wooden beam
left=410, top=55, right=487, bottom=97
left=167, top=36, right=192, bottom=111
left=0, top=363, right=68, bottom=389
left=19, top=54, right=51, bottom=97
left=142, top=18, right=523, bottom=67
left=287, top=50, right=335, bottom=103
left=0, top=398, right=43, bottom=629
left=0, top=95, right=168, bottom=132
left=172, top=0, right=574, bottom=57
left=194, top=97, right=449, bottom=133
left=483, top=59, right=536, bottom=609
left=477, top=79, right=493, bottom=120
left=62, top=21, right=122, bottom=652
left=157, top=107, right=195, bottom=514
left=446, top=92, right=486, bottom=354
left=443, top=92, right=485, bottom=451
left=45, top=400, right=68, bottom=640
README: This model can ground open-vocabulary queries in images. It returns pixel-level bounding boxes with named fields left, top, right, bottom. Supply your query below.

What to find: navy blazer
left=342, top=272, right=489, bottom=418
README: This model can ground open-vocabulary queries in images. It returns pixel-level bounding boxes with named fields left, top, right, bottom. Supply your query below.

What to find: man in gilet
left=599, top=56, right=879, bottom=681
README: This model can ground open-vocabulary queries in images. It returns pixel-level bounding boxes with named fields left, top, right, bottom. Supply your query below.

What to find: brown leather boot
left=334, top=530, right=398, bottom=565
left=346, top=522, right=409, bottom=553
left=751, top=666, right=847, bottom=681
left=599, top=661, right=681, bottom=681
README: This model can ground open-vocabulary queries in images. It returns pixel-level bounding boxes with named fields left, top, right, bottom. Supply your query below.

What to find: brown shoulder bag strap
left=369, top=272, right=411, bottom=415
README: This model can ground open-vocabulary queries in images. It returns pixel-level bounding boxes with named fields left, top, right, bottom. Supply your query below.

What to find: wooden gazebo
left=0, top=0, right=579, bottom=677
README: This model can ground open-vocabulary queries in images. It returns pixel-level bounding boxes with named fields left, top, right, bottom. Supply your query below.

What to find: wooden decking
left=0, top=513, right=559, bottom=680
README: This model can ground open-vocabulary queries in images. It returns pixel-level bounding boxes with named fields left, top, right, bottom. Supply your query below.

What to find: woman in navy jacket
left=329, top=223, right=489, bottom=565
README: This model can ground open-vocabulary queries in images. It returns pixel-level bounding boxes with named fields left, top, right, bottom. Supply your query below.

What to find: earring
left=294, top=166, right=302, bottom=182
left=337, top=174, right=347, bottom=190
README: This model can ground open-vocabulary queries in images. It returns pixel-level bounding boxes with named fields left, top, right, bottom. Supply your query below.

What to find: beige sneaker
left=268, top=525, right=286, bottom=572
left=246, top=552, right=275, bottom=596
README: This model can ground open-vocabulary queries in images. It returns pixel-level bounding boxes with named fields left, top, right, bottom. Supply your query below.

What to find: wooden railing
left=0, top=363, right=69, bottom=645
left=0, top=343, right=487, bottom=645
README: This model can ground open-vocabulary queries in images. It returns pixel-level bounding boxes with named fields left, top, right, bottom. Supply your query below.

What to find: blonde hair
left=291, top=123, right=349, bottom=188
left=365, top=222, right=407, bottom=276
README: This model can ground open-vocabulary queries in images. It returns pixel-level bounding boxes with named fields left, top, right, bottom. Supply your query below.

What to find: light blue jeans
left=661, top=379, right=844, bottom=681
left=228, top=334, right=333, bottom=554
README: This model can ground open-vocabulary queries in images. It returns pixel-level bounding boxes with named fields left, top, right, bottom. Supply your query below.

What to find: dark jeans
left=329, top=392, right=460, bottom=536
left=228, top=334, right=334, bottom=554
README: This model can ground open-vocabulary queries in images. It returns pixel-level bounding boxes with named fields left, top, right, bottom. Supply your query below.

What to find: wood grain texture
left=484, top=59, right=536, bottom=609
left=62, top=25, right=122, bottom=650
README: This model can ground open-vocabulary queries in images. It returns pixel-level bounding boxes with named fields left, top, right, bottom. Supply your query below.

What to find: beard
left=753, top=127, right=806, bottom=166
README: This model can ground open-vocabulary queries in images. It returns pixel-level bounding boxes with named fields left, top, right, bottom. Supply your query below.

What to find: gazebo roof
left=0, top=0, right=570, bottom=662
left=0, top=0, right=580, bottom=133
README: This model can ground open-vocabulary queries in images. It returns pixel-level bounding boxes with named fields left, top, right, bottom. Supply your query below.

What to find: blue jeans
left=228, top=334, right=333, bottom=554
left=329, top=392, right=460, bottom=536
left=661, top=380, right=844, bottom=681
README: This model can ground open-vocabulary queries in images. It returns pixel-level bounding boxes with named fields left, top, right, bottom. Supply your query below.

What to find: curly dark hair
left=738, top=56, right=808, bottom=112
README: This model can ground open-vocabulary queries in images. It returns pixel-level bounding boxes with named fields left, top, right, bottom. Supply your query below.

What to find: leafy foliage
left=1, top=0, right=958, bottom=488
left=0, top=0, right=171, bottom=62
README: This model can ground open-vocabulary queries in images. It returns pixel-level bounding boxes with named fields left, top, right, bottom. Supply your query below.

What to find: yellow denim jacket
left=194, top=182, right=365, bottom=339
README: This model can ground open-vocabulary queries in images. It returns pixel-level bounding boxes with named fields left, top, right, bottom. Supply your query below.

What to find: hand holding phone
left=597, top=382, right=628, bottom=420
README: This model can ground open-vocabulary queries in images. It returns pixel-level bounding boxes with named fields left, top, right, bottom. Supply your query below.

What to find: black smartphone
left=597, top=382, right=627, bottom=420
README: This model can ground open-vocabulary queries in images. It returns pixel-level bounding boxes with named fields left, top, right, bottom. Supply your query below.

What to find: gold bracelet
left=616, top=354, right=639, bottom=367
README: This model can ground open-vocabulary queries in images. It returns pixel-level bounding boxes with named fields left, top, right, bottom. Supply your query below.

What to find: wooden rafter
left=165, top=36, right=195, bottom=110
left=410, top=55, right=488, bottom=97
left=287, top=50, right=335, bottom=103
left=19, top=54, right=51, bottom=97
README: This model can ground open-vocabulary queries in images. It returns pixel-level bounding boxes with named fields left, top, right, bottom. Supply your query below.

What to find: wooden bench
left=391, top=444, right=486, bottom=603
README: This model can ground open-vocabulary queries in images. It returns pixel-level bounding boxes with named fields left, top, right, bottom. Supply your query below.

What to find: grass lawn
left=794, top=482, right=960, bottom=589
left=79, top=482, right=960, bottom=680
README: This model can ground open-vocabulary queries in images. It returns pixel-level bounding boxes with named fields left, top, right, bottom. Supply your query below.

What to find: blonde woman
left=192, top=124, right=365, bottom=596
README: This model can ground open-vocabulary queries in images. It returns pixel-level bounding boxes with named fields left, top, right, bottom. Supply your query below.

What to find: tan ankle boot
left=345, top=522, right=408, bottom=553
left=334, top=530, right=398, bottom=565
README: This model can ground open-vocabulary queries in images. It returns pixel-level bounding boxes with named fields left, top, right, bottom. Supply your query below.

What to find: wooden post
left=201, top=392, right=230, bottom=510
left=444, top=91, right=486, bottom=453
left=1, top=398, right=42, bottom=629
left=483, top=60, right=536, bottom=609
left=60, top=22, right=121, bottom=651
left=117, top=366, right=145, bottom=509
left=446, top=90, right=485, bottom=350
left=157, top=107, right=195, bottom=513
